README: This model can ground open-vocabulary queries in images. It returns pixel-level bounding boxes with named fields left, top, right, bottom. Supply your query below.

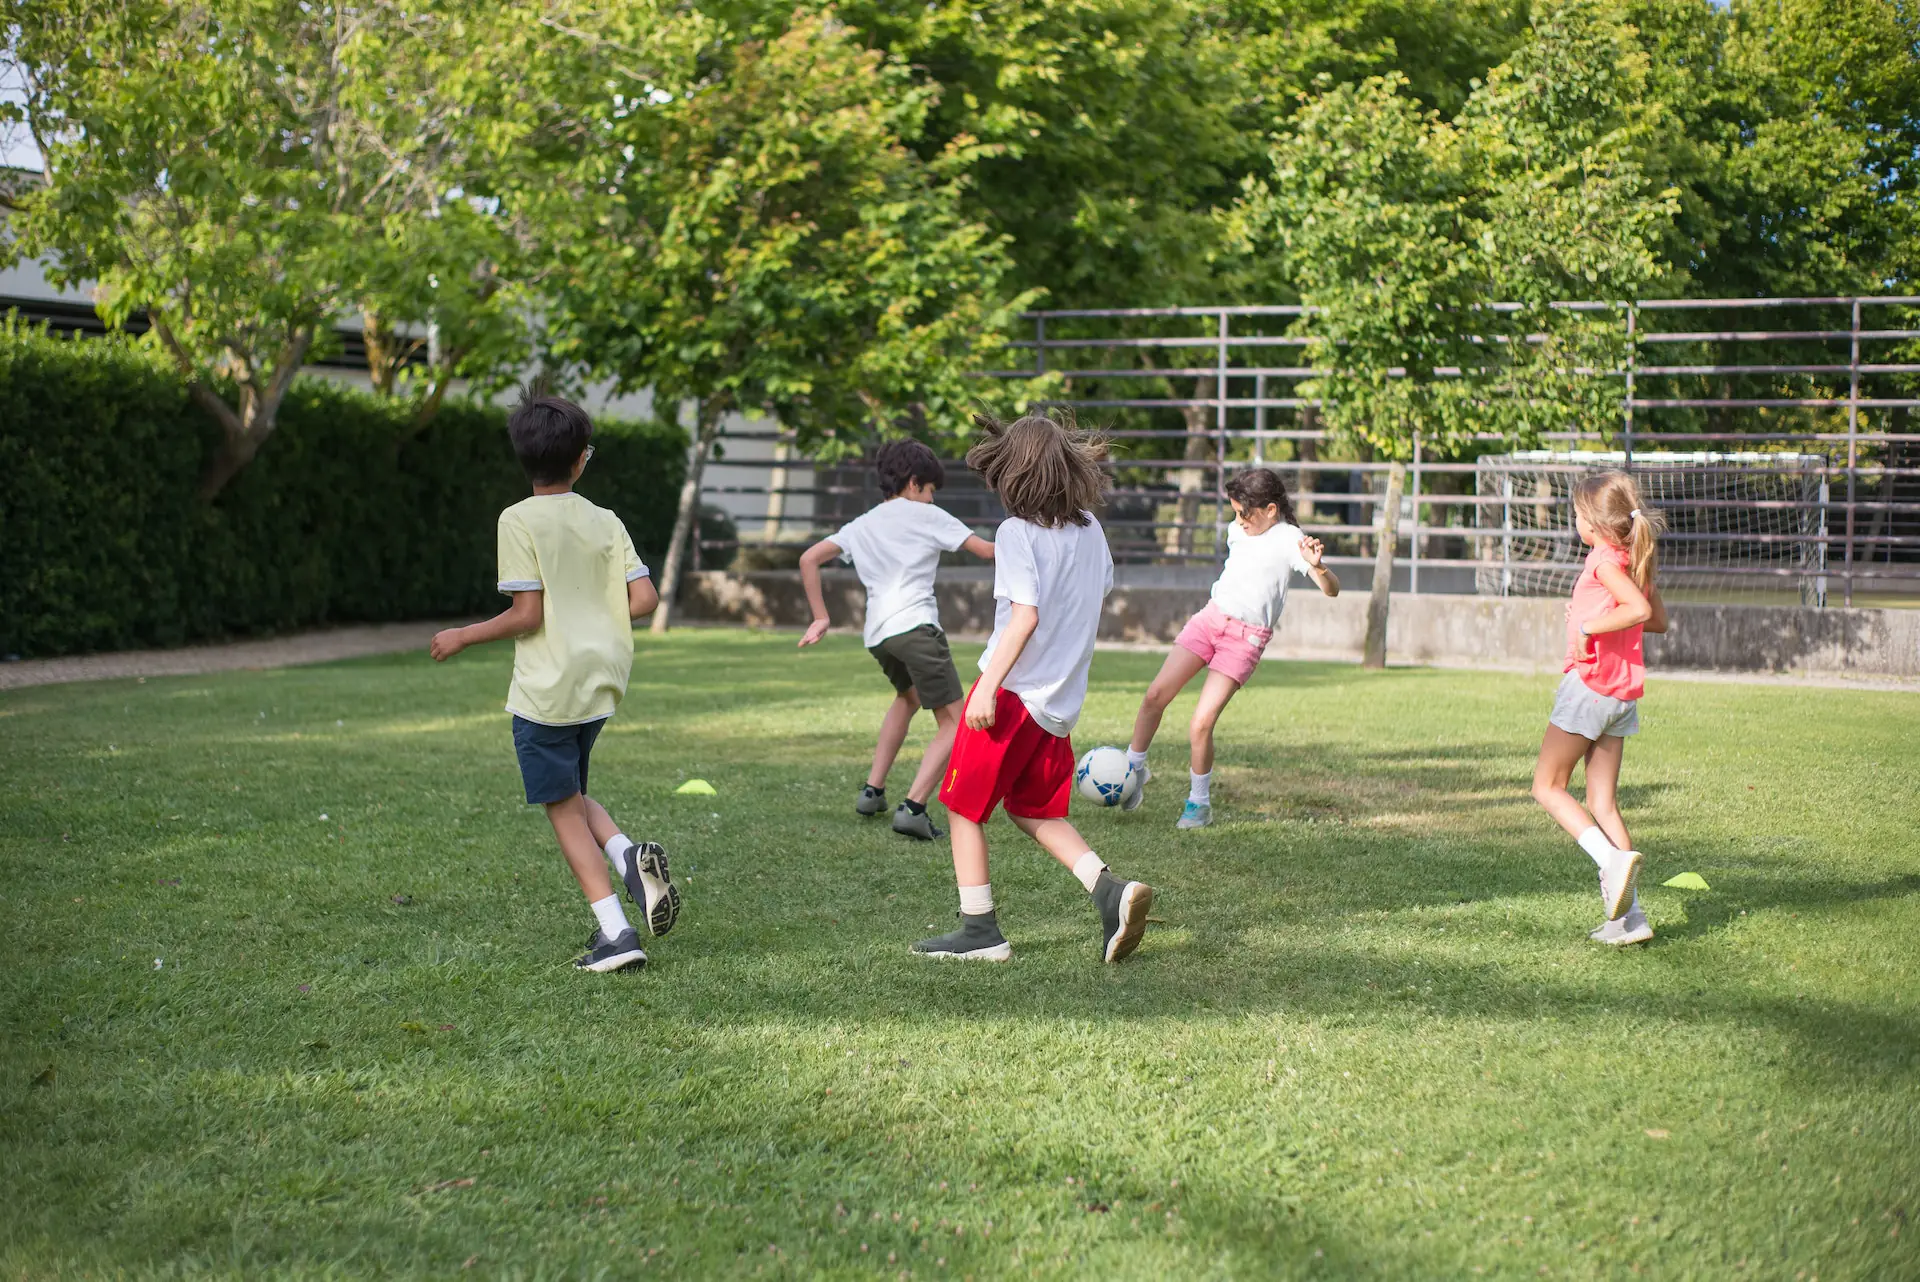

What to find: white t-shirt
left=833, top=497, right=976, bottom=646
left=980, top=514, right=1114, bottom=737
left=1209, top=521, right=1316, bottom=630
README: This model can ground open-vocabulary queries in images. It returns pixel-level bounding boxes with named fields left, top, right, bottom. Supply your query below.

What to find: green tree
left=529, top=9, right=1032, bottom=629
left=1236, top=0, right=1675, bottom=666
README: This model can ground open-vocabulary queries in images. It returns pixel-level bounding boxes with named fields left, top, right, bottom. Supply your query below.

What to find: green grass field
left=2, top=630, right=1916, bottom=1279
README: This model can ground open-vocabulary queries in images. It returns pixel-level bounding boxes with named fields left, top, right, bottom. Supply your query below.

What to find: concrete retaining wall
left=678, top=570, right=1920, bottom=679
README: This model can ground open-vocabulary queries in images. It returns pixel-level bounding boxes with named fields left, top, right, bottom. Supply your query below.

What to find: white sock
left=590, top=893, right=631, bottom=940
left=603, top=833, right=636, bottom=879
left=1071, top=851, right=1107, bottom=894
left=1126, top=748, right=1148, bottom=772
left=1189, top=770, right=1212, bottom=805
left=1576, top=826, right=1618, bottom=867
left=958, top=883, right=994, bottom=916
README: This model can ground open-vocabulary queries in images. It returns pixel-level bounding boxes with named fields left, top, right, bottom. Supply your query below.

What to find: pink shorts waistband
left=1199, top=601, right=1272, bottom=641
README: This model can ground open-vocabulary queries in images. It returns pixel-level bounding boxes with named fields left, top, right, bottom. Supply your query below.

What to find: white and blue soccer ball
left=1074, top=745, right=1141, bottom=808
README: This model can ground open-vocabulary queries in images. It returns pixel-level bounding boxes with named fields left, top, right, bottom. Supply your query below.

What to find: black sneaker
left=1091, top=869, right=1153, bottom=964
left=911, top=911, right=1012, bottom=962
left=574, top=928, right=647, bottom=972
left=855, top=784, right=888, bottom=817
left=891, top=802, right=943, bottom=841
left=620, top=842, right=681, bottom=937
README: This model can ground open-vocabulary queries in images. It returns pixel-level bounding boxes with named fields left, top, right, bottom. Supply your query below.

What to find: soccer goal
left=1474, top=451, right=1831, bottom=606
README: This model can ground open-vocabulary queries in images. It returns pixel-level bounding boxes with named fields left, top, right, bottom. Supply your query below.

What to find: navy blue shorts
left=511, top=715, right=607, bottom=805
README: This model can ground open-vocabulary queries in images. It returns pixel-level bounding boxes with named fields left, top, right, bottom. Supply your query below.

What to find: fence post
left=1501, top=471, right=1514, bottom=597
left=1216, top=310, right=1230, bottom=562
left=1845, top=298, right=1859, bottom=607
left=1254, top=373, right=1266, bottom=467
left=1409, top=432, right=1423, bottom=595
left=1034, top=315, right=1046, bottom=376
left=1623, top=304, right=1636, bottom=465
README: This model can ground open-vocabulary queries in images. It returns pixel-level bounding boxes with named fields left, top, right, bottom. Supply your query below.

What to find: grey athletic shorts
left=869, top=624, right=964, bottom=710
left=1548, top=670, right=1640, bottom=740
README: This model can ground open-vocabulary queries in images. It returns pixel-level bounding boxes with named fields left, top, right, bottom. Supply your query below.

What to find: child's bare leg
left=869, top=690, right=920, bottom=789
left=949, top=813, right=990, bottom=888
left=581, top=795, right=620, bottom=847
left=1008, top=813, right=1095, bottom=870
left=547, top=793, right=614, bottom=901
left=1581, top=735, right=1631, bottom=850
left=1130, top=648, right=1206, bottom=755
left=1186, top=670, right=1241, bottom=776
left=1531, top=726, right=1600, bottom=838
left=906, top=700, right=961, bottom=805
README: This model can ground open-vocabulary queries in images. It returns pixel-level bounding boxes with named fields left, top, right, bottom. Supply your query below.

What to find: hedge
left=0, top=319, right=687, bottom=658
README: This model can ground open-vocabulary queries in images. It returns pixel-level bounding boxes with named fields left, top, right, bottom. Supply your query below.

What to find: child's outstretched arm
left=1299, top=535, right=1340, bottom=597
left=962, top=533, right=996, bottom=561
left=629, top=575, right=659, bottom=620
left=967, top=603, right=1037, bottom=729
left=430, top=591, right=543, bottom=661
left=796, top=538, right=842, bottom=647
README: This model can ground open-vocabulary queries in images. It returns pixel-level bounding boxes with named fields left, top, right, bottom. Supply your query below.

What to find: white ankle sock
left=958, top=883, right=994, bottom=916
left=1189, top=770, right=1212, bottom=805
left=1126, top=748, right=1148, bottom=772
left=1576, top=826, right=1617, bottom=867
left=603, top=834, right=635, bottom=879
left=590, top=893, right=631, bottom=940
left=1071, top=851, right=1107, bottom=894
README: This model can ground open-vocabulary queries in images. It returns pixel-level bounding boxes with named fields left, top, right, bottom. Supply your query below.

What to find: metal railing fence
left=697, top=297, right=1920, bottom=607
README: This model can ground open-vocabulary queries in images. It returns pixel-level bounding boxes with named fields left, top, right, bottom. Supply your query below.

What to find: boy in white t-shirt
left=797, top=439, right=995, bottom=840
left=913, top=412, right=1154, bottom=965
left=1126, top=467, right=1339, bottom=828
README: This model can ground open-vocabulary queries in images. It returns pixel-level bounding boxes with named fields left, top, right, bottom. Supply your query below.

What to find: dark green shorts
left=869, top=624, right=964, bottom=710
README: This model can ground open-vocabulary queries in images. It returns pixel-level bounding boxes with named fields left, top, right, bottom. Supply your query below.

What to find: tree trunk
left=1173, top=375, right=1217, bottom=557
left=1294, top=408, right=1319, bottom=524
left=1362, top=460, right=1406, bottom=671
left=364, top=312, right=402, bottom=398
left=164, top=321, right=314, bottom=501
left=651, top=395, right=728, bottom=634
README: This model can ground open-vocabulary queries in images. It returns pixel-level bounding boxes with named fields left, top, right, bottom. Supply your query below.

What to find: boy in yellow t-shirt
left=430, top=396, right=680, bottom=972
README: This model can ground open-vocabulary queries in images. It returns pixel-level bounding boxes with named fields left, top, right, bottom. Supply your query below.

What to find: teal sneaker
left=1091, top=869, right=1153, bottom=964
left=912, top=911, right=1011, bottom=961
left=1121, top=763, right=1150, bottom=812
left=1176, top=800, right=1212, bottom=829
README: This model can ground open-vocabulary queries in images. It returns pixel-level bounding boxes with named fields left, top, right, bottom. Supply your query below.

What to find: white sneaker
left=1590, top=903, right=1653, bottom=946
left=1597, top=849, right=1643, bottom=921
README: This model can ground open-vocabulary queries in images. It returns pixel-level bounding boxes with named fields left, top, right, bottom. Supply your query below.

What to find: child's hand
left=797, top=619, right=830, bottom=648
left=965, top=682, right=998, bottom=730
left=1298, top=536, right=1325, bottom=568
left=429, top=629, right=466, bottom=662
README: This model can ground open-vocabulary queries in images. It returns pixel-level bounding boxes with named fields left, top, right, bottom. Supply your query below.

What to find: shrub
left=0, top=319, right=686, bottom=657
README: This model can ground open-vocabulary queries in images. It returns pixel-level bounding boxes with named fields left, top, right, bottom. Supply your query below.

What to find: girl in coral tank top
left=1529, top=470, right=1669, bottom=945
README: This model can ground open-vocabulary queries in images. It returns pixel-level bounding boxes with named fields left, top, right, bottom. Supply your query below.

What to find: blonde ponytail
left=1573, top=470, right=1662, bottom=591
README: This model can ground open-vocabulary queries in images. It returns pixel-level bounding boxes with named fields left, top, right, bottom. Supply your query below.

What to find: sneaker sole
left=578, top=947, right=647, bottom=973
left=911, top=942, right=1013, bottom=962
left=1603, top=852, right=1643, bottom=921
left=625, top=844, right=681, bottom=938
left=1104, top=881, right=1153, bottom=964
left=1175, top=815, right=1211, bottom=829
left=1593, top=923, right=1655, bottom=947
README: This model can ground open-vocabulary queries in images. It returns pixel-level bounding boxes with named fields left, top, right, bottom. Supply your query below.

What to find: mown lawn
left=1, top=629, right=1915, bottom=1279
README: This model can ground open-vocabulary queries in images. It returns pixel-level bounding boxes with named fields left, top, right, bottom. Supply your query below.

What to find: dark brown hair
left=1572, top=469, right=1664, bottom=590
left=1223, top=467, right=1298, bottom=526
left=875, top=438, right=945, bottom=497
left=965, top=409, right=1110, bottom=528
left=508, top=395, right=594, bottom=484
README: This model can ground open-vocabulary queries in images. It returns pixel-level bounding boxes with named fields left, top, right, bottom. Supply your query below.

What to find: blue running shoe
left=1176, top=800, right=1212, bottom=829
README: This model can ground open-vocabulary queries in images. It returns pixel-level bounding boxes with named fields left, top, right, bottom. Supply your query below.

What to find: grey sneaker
left=1091, top=869, right=1153, bottom=964
left=855, top=784, right=887, bottom=817
left=1590, top=898, right=1653, bottom=946
left=912, top=911, right=1011, bottom=961
left=620, top=842, right=681, bottom=937
left=1597, top=848, right=1643, bottom=921
left=1121, top=763, right=1150, bottom=812
left=1176, top=799, right=1211, bottom=829
left=891, top=803, right=943, bottom=841
left=574, top=928, right=647, bottom=972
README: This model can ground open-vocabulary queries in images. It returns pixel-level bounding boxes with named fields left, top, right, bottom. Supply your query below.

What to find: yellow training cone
left=1662, top=872, right=1710, bottom=891
left=675, top=779, right=717, bottom=796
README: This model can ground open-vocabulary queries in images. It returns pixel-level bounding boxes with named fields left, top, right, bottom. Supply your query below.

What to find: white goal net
left=1474, top=451, right=1831, bottom=605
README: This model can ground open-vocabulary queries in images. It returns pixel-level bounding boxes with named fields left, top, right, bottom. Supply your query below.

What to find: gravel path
left=0, top=620, right=476, bottom=691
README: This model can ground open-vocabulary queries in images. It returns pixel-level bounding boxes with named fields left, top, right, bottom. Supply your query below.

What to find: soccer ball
left=1074, top=745, right=1141, bottom=808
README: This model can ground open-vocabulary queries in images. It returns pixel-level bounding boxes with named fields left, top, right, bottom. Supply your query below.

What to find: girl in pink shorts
left=1125, top=468, right=1340, bottom=828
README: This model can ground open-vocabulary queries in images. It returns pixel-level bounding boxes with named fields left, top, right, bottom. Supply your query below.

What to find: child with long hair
left=912, top=411, right=1155, bottom=964
left=1125, top=467, right=1339, bottom=827
left=1530, top=469, right=1669, bottom=945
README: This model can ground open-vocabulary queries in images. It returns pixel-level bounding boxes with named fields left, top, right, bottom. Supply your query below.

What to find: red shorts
left=938, top=683, right=1075, bottom=824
